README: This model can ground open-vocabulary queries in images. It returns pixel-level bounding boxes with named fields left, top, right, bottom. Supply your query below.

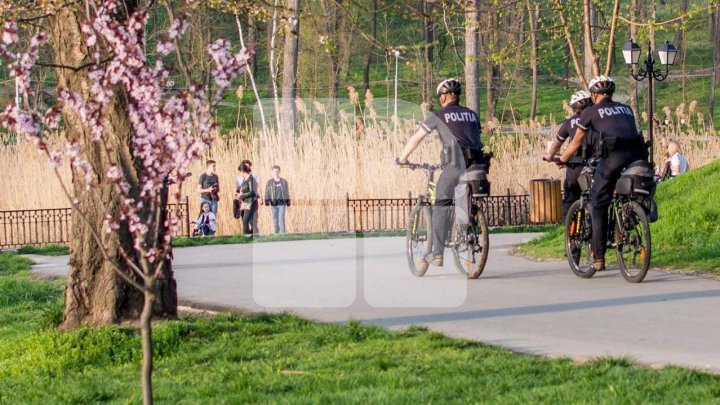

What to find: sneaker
left=430, top=256, right=444, bottom=266
left=592, top=260, right=606, bottom=271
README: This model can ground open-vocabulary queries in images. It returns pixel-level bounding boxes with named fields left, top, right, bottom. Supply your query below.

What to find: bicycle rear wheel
left=565, top=200, right=596, bottom=278
left=406, top=205, right=432, bottom=277
left=615, top=201, right=651, bottom=283
left=451, top=206, right=489, bottom=279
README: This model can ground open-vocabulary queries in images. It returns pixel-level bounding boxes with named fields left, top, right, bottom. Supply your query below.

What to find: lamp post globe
left=658, top=41, right=678, bottom=66
left=622, top=39, right=642, bottom=65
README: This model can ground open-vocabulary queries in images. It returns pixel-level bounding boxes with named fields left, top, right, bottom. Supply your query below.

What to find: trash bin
left=529, top=179, right=562, bottom=224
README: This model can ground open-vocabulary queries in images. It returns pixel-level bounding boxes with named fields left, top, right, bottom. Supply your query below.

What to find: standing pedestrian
left=198, top=160, right=219, bottom=215
left=235, top=162, right=258, bottom=235
left=264, top=165, right=291, bottom=234
left=240, top=159, right=261, bottom=234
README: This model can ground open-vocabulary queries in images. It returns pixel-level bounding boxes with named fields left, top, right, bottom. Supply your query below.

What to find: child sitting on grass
left=193, top=202, right=217, bottom=237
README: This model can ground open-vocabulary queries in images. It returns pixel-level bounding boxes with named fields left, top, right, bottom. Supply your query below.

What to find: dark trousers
left=242, top=203, right=258, bottom=235
left=590, top=148, right=646, bottom=261
left=563, top=166, right=582, bottom=218
left=432, top=166, right=462, bottom=257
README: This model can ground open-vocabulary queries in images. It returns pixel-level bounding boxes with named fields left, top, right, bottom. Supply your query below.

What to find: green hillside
left=518, top=160, right=720, bottom=275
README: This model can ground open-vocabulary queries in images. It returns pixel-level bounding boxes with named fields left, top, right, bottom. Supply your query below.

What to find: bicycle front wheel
left=451, top=207, right=489, bottom=279
left=565, top=200, right=596, bottom=279
left=407, top=205, right=432, bottom=277
left=615, top=201, right=651, bottom=283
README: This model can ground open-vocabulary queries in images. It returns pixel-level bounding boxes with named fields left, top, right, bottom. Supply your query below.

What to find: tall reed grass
left=2, top=97, right=719, bottom=235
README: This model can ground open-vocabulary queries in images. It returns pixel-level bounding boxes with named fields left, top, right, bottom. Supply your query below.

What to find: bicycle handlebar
left=543, top=155, right=592, bottom=169
left=395, top=158, right=443, bottom=171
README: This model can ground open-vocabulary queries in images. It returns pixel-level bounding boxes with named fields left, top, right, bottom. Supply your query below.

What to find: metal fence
left=346, top=193, right=533, bottom=232
left=0, top=197, right=191, bottom=249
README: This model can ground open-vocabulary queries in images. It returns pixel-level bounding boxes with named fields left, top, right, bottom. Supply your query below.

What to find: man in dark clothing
left=397, top=78, right=484, bottom=271
left=558, top=75, right=648, bottom=271
left=198, top=160, right=219, bottom=215
left=544, top=90, right=594, bottom=217
left=264, top=165, right=291, bottom=234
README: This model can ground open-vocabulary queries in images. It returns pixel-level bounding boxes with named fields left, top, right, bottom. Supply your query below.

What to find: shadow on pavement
left=361, top=288, right=720, bottom=327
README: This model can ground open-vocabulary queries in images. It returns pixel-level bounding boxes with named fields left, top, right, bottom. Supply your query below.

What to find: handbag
left=240, top=201, right=252, bottom=211
left=232, top=199, right=242, bottom=219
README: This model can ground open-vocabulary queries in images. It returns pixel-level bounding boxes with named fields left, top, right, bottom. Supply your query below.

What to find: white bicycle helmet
left=436, top=78, right=462, bottom=97
left=569, top=90, right=592, bottom=110
left=588, top=75, right=615, bottom=94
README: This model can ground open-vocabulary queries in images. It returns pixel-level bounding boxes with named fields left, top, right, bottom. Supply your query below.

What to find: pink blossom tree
left=1, top=1, right=250, bottom=403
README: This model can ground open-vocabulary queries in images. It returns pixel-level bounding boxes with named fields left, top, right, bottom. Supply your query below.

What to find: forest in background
left=2, top=0, right=720, bottom=136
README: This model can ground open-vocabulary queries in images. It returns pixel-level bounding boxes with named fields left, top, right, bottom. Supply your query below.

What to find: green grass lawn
left=517, top=160, right=720, bottom=275
left=1, top=253, right=720, bottom=403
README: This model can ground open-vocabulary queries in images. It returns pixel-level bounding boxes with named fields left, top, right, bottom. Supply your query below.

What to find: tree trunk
left=362, top=0, right=377, bottom=96
left=603, top=0, right=620, bottom=76
left=710, top=4, right=720, bottom=127
left=281, top=0, right=301, bottom=134
left=674, top=0, right=688, bottom=63
left=268, top=0, right=281, bottom=100
left=527, top=0, right=539, bottom=120
left=583, top=0, right=600, bottom=82
left=49, top=4, right=176, bottom=330
left=483, top=11, right=501, bottom=122
left=420, top=0, right=435, bottom=105
left=141, top=289, right=156, bottom=405
left=464, top=0, right=480, bottom=114
left=648, top=0, right=657, bottom=124
left=629, top=0, right=641, bottom=128
left=486, top=64, right=501, bottom=122
left=247, top=15, right=257, bottom=75
left=564, top=43, right=570, bottom=88
left=323, top=0, right=342, bottom=119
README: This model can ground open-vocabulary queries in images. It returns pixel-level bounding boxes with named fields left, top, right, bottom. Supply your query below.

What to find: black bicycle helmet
left=588, top=75, right=615, bottom=95
left=436, top=78, right=462, bottom=97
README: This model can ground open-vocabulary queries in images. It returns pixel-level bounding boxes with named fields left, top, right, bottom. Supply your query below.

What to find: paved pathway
left=29, top=233, right=720, bottom=373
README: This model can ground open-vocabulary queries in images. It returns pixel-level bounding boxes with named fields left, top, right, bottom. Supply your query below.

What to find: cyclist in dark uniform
left=558, top=75, right=648, bottom=271
left=397, top=79, right=484, bottom=271
left=544, top=90, right=594, bottom=217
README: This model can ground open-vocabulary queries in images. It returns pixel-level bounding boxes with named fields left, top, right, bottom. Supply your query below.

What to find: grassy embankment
left=518, top=160, right=720, bottom=275
left=2, top=253, right=720, bottom=402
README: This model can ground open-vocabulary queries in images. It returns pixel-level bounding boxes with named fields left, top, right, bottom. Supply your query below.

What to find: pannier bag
left=615, top=160, right=659, bottom=222
left=615, top=160, right=654, bottom=196
left=465, top=163, right=491, bottom=197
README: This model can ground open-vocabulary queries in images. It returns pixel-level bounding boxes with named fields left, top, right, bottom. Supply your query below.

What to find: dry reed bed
left=2, top=109, right=719, bottom=235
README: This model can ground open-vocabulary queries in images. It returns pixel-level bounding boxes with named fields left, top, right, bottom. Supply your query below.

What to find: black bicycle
left=399, top=162, right=489, bottom=279
left=558, top=157, right=653, bottom=283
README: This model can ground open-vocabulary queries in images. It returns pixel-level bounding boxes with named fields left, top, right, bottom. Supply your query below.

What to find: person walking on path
left=264, top=165, right=291, bottom=234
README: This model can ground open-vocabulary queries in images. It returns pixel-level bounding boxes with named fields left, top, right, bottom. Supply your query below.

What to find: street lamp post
left=622, top=39, right=677, bottom=165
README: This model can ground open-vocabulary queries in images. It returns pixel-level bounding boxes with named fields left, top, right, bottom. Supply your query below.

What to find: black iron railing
left=346, top=192, right=532, bottom=232
left=0, top=197, right=191, bottom=249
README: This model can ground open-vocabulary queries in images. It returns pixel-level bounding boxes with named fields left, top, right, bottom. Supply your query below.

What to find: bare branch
left=14, top=1, right=80, bottom=23
left=553, top=0, right=588, bottom=89
left=35, top=57, right=112, bottom=72
left=604, top=0, right=620, bottom=76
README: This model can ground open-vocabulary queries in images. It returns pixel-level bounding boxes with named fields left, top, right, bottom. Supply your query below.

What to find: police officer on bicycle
left=544, top=90, right=594, bottom=218
left=397, top=78, right=484, bottom=271
left=557, top=75, right=648, bottom=272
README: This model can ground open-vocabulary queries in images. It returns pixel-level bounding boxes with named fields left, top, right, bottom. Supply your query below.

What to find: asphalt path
left=29, top=233, right=720, bottom=373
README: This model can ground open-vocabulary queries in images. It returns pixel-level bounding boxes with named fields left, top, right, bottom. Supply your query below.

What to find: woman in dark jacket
left=235, top=163, right=258, bottom=234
